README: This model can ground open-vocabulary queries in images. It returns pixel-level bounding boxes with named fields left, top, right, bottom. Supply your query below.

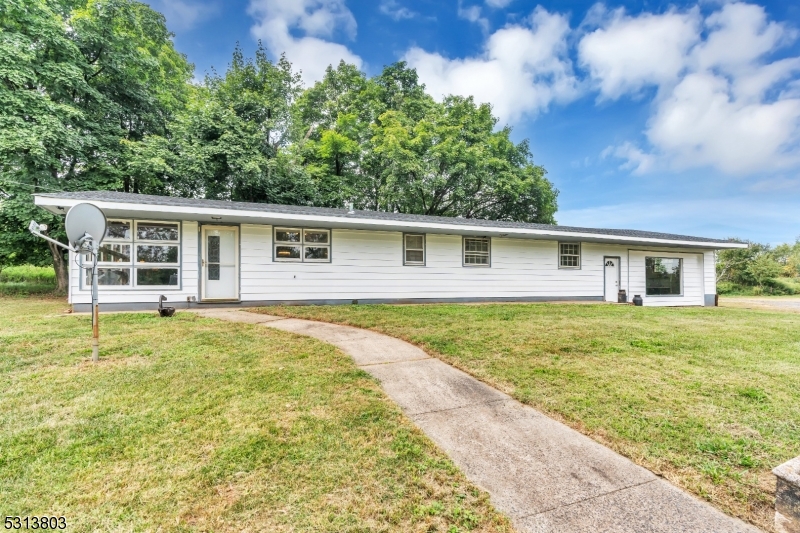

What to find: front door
left=201, top=226, right=239, bottom=300
left=604, top=257, right=620, bottom=302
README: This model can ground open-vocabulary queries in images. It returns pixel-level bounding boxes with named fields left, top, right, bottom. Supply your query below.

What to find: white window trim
left=81, top=219, right=181, bottom=290
left=273, top=227, right=331, bottom=263
left=403, top=233, right=426, bottom=266
left=558, top=242, right=581, bottom=269
left=462, top=236, right=491, bottom=267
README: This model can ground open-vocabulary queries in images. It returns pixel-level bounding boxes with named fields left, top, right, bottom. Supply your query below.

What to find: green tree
left=770, top=239, right=800, bottom=278
left=746, top=253, right=783, bottom=288
left=716, top=240, right=770, bottom=285
left=371, top=95, right=557, bottom=221
left=0, top=0, right=192, bottom=289
left=296, top=62, right=558, bottom=221
left=127, top=44, right=321, bottom=205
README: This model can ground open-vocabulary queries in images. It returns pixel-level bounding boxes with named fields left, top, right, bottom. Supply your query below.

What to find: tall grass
left=0, top=265, right=56, bottom=284
left=0, top=265, right=59, bottom=297
left=718, top=278, right=800, bottom=295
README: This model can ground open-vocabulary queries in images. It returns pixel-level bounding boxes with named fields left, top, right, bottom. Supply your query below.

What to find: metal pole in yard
left=91, top=240, right=99, bottom=362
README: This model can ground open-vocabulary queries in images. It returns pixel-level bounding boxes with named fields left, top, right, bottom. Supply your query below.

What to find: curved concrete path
left=197, top=308, right=760, bottom=533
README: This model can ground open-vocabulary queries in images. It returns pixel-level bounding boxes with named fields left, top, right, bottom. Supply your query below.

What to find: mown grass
left=0, top=298, right=511, bottom=533
left=258, top=302, right=800, bottom=531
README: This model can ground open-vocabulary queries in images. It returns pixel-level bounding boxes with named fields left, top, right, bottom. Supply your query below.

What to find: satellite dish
left=65, top=203, right=107, bottom=249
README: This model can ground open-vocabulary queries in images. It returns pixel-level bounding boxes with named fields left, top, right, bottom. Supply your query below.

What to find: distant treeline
left=0, top=0, right=557, bottom=291
left=717, top=240, right=800, bottom=295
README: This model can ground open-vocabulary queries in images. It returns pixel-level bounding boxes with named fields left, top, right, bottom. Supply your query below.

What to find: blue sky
left=145, top=0, right=800, bottom=244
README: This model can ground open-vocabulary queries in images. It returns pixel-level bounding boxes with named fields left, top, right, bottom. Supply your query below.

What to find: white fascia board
left=34, top=195, right=748, bottom=249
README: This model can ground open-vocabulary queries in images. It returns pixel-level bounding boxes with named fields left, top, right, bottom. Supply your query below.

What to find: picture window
left=84, top=220, right=181, bottom=288
left=645, top=257, right=682, bottom=296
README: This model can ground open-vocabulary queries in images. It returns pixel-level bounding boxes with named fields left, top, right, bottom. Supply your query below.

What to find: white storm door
left=202, top=226, right=239, bottom=300
left=604, top=257, right=620, bottom=302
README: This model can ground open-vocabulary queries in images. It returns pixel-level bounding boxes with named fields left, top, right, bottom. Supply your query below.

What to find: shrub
left=765, top=277, right=800, bottom=295
left=716, top=282, right=733, bottom=294
left=0, top=265, right=56, bottom=284
left=746, top=254, right=783, bottom=288
left=716, top=281, right=740, bottom=295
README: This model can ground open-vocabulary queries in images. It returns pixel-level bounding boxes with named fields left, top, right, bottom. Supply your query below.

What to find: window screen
left=463, top=237, right=490, bottom=266
left=404, top=234, right=425, bottom=265
left=559, top=243, right=581, bottom=268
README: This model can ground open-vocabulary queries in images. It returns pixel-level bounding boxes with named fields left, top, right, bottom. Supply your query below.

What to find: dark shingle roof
left=37, top=191, right=737, bottom=245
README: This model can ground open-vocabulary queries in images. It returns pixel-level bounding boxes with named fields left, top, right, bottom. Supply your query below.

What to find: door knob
left=201, top=259, right=205, bottom=266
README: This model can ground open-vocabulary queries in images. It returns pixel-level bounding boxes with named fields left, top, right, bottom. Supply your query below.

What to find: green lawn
left=0, top=282, right=60, bottom=296
left=258, top=302, right=800, bottom=531
left=0, top=297, right=511, bottom=533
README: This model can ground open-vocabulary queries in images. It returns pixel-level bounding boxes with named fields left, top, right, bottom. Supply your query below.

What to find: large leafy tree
left=295, top=62, right=558, bottom=222
left=0, top=0, right=191, bottom=289
left=2, top=1, right=559, bottom=294
left=127, top=44, right=321, bottom=205
left=717, top=238, right=800, bottom=288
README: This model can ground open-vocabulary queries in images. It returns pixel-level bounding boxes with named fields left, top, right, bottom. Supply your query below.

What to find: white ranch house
left=35, top=191, right=745, bottom=311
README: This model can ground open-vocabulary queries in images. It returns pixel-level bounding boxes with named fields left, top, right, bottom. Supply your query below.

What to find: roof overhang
left=34, top=195, right=747, bottom=249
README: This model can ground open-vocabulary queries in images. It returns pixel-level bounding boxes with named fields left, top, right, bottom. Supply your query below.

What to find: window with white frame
left=83, top=220, right=181, bottom=288
left=645, top=257, right=682, bottom=296
left=463, top=237, right=490, bottom=266
left=274, top=227, right=331, bottom=262
left=403, top=234, right=425, bottom=265
left=559, top=242, right=581, bottom=268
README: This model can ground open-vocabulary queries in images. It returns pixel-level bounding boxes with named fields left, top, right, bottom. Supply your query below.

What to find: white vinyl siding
left=704, top=251, right=716, bottom=297
left=628, top=249, right=704, bottom=306
left=68, top=222, right=715, bottom=308
left=241, top=231, right=606, bottom=301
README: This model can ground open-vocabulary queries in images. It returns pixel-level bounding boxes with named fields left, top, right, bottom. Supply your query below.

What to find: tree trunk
left=48, top=241, right=69, bottom=293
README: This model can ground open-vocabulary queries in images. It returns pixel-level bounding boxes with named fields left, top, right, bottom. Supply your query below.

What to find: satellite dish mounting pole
left=90, top=239, right=100, bottom=362
left=30, top=202, right=107, bottom=362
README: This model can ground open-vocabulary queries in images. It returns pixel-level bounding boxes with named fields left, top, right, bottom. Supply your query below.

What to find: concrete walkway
left=196, top=309, right=760, bottom=533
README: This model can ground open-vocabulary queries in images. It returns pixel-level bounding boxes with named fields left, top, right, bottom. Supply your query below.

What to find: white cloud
left=404, top=7, right=579, bottom=123
left=581, top=2, right=800, bottom=176
left=647, top=72, right=800, bottom=174
left=248, top=0, right=362, bottom=85
left=147, top=0, right=218, bottom=31
left=578, top=6, right=700, bottom=99
left=602, top=142, right=657, bottom=175
left=379, top=0, right=417, bottom=20
left=485, top=0, right=513, bottom=8
left=457, top=2, right=489, bottom=33
left=691, top=3, right=792, bottom=75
